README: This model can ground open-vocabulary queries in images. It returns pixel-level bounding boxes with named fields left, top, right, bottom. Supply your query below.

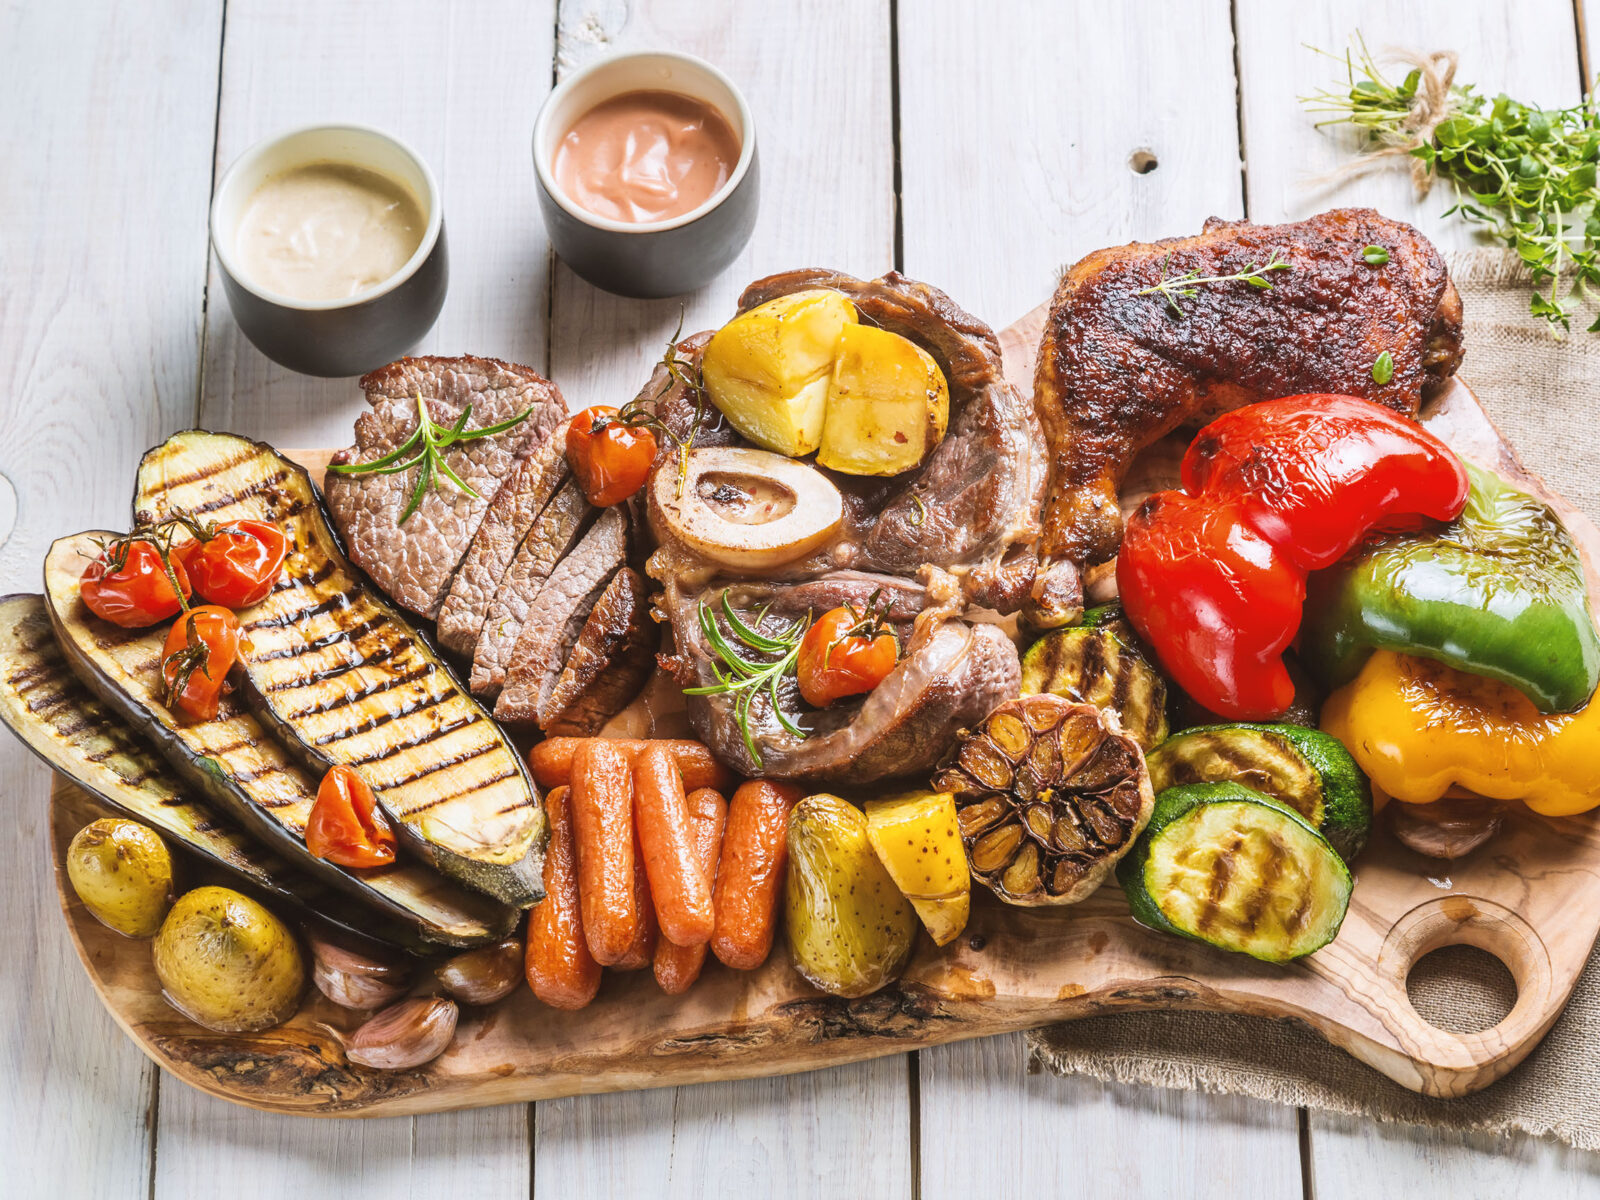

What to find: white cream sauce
left=234, top=162, right=425, bottom=302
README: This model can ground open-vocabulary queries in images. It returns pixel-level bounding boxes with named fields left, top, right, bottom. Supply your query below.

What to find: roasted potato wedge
left=818, top=325, right=949, bottom=476
left=702, top=289, right=858, bottom=456
left=785, top=793, right=918, bottom=997
left=152, top=886, right=305, bottom=1033
left=67, top=817, right=173, bottom=938
left=864, top=790, right=970, bottom=946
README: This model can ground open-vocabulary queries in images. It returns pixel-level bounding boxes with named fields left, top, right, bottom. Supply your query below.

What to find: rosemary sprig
left=1305, top=37, right=1600, bottom=332
left=682, top=590, right=809, bottom=767
left=327, top=392, right=533, bottom=524
left=1136, top=249, right=1292, bottom=316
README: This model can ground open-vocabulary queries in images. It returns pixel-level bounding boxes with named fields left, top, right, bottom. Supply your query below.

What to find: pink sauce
left=553, top=90, right=741, bottom=224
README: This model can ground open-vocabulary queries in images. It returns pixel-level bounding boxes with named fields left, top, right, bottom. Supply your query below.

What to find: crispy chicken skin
left=1035, top=208, right=1464, bottom=566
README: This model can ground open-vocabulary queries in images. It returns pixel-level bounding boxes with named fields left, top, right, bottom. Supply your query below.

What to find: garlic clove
left=1389, top=795, right=1504, bottom=860
left=346, top=996, right=458, bottom=1071
left=435, top=938, right=524, bottom=1006
left=307, top=930, right=414, bottom=1011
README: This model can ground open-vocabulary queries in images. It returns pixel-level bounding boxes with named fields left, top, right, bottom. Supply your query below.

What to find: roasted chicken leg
left=1034, top=209, right=1464, bottom=568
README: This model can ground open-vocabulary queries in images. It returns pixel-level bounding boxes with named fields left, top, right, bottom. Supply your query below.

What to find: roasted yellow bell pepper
left=1321, top=650, right=1600, bottom=817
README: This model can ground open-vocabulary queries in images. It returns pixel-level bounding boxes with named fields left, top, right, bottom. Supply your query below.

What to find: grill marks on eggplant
left=134, top=432, right=544, bottom=905
left=42, top=536, right=514, bottom=945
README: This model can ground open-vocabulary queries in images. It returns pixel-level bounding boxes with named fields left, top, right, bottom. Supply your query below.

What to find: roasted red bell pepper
left=1118, top=394, right=1469, bottom=720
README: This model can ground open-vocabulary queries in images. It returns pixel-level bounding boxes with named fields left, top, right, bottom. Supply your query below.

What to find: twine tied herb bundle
left=1305, top=38, right=1600, bottom=333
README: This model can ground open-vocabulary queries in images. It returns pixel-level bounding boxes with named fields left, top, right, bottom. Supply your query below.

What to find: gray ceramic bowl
left=209, top=125, right=448, bottom=378
left=533, top=51, right=759, bottom=299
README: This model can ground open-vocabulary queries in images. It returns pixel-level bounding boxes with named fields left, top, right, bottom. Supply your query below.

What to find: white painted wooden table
left=7, top=1, right=1600, bottom=1195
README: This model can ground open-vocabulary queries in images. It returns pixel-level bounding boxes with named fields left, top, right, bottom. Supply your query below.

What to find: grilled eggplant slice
left=0, top=593, right=431, bottom=950
left=132, top=430, right=545, bottom=905
left=44, top=535, right=515, bottom=946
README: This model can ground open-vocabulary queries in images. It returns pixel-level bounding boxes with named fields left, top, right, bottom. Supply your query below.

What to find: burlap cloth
left=1027, top=249, right=1600, bottom=1149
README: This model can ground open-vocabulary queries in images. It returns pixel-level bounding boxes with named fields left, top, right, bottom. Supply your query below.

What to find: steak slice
left=325, top=355, right=567, bottom=618
left=495, top=506, right=631, bottom=725
left=470, top=478, right=591, bottom=698
left=661, top=571, right=1019, bottom=783
left=435, top=427, right=571, bottom=657
left=540, top=566, right=657, bottom=735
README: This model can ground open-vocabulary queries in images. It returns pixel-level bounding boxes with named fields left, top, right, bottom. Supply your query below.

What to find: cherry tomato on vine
left=306, top=765, right=397, bottom=868
left=566, top=406, right=658, bottom=507
left=173, top=519, right=289, bottom=607
left=796, top=605, right=899, bottom=708
left=161, top=604, right=241, bottom=722
left=81, top=538, right=192, bottom=627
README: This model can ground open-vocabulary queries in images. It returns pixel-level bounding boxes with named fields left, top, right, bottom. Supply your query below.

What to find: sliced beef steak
left=325, top=355, right=567, bottom=618
left=495, top=506, right=632, bottom=725
left=470, top=478, right=591, bottom=698
left=660, top=571, right=1019, bottom=783
left=540, top=566, right=657, bottom=735
left=435, top=427, right=572, bottom=657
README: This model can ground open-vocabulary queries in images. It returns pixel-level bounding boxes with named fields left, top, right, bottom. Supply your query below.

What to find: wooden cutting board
left=46, top=304, right=1600, bottom=1116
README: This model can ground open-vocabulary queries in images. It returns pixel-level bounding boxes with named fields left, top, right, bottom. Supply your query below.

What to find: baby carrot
left=569, top=738, right=640, bottom=966
left=524, top=786, right=601, bottom=1010
left=611, top=825, right=658, bottom=970
left=655, top=788, right=727, bottom=995
left=636, top=743, right=716, bottom=947
left=711, top=780, right=805, bottom=970
left=529, top=737, right=737, bottom=793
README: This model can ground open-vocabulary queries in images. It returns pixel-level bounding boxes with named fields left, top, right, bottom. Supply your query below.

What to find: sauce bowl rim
left=209, top=122, right=444, bottom=313
left=532, top=49, right=757, bottom=236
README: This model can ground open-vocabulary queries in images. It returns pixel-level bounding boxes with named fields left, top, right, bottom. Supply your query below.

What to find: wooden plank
left=0, top=0, right=222, bottom=1194
left=894, top=1, right=1299, bottom=1190
left=1236, top=0, right=1583, bottom=246
left=1309, top=1112, right=1600, bottom=1198
left=919, top=1036, right=1303, bottom=1200
left=196, top=0, right=558, bottom=449
left=536, top=1, right=909, bottom=1192
left=155, top=1, right=550, bottom=1193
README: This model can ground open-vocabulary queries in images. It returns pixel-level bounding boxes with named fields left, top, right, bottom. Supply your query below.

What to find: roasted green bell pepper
left=1301, top=463, right=1600, bottom=713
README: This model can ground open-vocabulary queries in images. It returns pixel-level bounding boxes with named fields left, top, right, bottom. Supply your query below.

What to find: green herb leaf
left=1371, top=350, right=1395, bottom=385
left=1135, top=248, right=1292, bottom=315
left=681, top=590, right=811, bottom=768
left=328, top=393, right=530, bottom=525
left=1361, top=244, right=1390, bottom=265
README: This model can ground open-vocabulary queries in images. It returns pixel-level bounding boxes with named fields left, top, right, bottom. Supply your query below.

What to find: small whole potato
left=66, top=818, right=173, bottom=937
left=785, top=793, right=919, bottom=998
left=153, top=887, right=305, bottom=1033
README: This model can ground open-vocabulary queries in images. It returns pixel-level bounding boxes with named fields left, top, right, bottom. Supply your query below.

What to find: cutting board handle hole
left=1379, top=895, right=1553, bottom=1045
left=1405, top=945, right=1518, bottom=1034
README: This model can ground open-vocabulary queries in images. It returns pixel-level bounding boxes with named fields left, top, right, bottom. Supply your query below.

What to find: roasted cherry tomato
left=306, top=765, right=397, bottom=868
left=80, top=538, right=191, bottom=628
left=161, top=605, right=241, bottom=722
left=173, top=520, right=289, bottom=607
left=566, top=406, right=658, bottom=507
left=797, top=604, right=899, bottom=708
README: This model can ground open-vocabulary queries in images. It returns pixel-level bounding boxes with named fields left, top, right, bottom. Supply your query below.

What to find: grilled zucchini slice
left=132, top=430, right=546, bottom=905
left=1118, top=782, right=1352, bottom=962
left=44, top=535, right=515, bottom=947
left=1020, top=620, right=1168, bottom=751
left=0, top=593, right=429, bottom=949
left=1145, top=723, right=1371, bottom=861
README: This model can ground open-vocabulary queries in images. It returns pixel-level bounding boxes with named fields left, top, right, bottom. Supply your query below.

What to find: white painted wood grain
left=896, top=2, right=1302, bottom=1189
left=1237, top=0, right=1584, bottom=247
left=198, top=0, right=559, bottom=449
left=156, top=3, right=552, bottom=1194
left=0, top=1, right=221, bottom=1195
left=918, top=1036, right=1303, bottom=1199
left=898, top=0, right=1244, bottom=326
left=536, top=2, right=910, bottom=1193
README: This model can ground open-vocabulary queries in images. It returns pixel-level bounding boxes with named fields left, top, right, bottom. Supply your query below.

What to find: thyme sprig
left=631, top=311, right=709, bottom=498
left=1136, top=250, right=1293, bottom=316
left=1305, top=37, right=1600, bottom=331
left=682, top=590, right=809, bottom=768
left=327, top=392, right=534, bottom=524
